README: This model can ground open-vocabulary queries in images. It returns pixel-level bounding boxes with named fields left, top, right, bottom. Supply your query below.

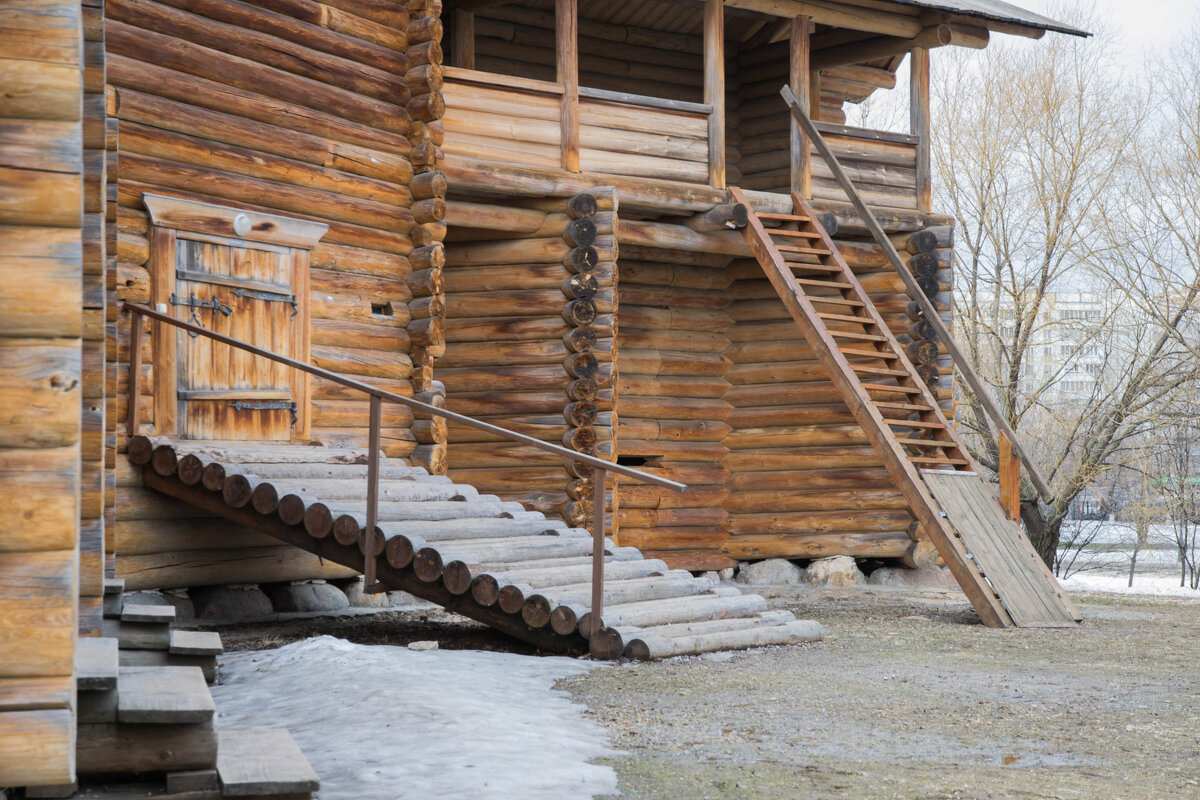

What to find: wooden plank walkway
left=924, top=472, right=1078, bottom=627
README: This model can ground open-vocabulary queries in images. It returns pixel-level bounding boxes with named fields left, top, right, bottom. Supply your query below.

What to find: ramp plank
left=217, top=728, right=319, bottom=797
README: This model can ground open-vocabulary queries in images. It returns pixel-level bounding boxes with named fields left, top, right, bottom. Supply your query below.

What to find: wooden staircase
left=729, top=186, right=1078, bottom=628
left=128, top=435, right=823, bottom=659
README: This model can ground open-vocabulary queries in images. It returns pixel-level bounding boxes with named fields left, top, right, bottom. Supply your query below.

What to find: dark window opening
left=371, top=302, right=394, bottom=317
left=617, top=455, right=650, bottom=468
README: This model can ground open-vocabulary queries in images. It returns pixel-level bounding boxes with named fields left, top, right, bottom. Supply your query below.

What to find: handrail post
left=590, top=465, right=606, bottom=647
left=364, top=394, right=381, bottom=589
left=998, top=431, right=1020, bottom=521
left=127, top=309, right=144, bottom=438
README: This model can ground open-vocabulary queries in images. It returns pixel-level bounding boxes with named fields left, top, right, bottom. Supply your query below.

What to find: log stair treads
left=116, top=666, right=215, bottom=724
left=217, top=729, right=321, bottom=798
left=128, top=436, right=823, bottom=659
left=730, top=186, right=1077, bottom=629
left=923, top=472, right=1078, bottom=626
left=76, top=637, right=119, bottom=691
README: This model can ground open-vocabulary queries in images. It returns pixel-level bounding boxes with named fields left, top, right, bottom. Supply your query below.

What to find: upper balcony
left=439, top=0, right=945, bottom=216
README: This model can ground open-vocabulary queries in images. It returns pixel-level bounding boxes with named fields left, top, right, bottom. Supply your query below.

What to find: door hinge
left=232, top=287, right=299, bottom=317
left=231, top=400, right=297, bottom=427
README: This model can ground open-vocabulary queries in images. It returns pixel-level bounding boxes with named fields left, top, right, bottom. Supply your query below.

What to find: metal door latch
left=231, top=400, right=298, bottom=427
left=169, top=292, right=233, bottom=336
left=232, top=287, right=299, bottom=317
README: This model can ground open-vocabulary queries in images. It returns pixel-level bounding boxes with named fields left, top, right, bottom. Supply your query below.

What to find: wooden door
left=174, top=238, right=298, bottom=440
left=145, top=194, right=327, bottom=443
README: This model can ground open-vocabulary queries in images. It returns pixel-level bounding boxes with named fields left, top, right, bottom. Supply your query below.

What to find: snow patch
left=211, top=636, right=618, bottom=800
left=1061, top=572, right=1200, bottom=599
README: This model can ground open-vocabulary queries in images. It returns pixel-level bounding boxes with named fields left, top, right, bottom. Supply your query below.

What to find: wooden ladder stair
left=730, top=187, right=1078, bottom=628
left=128, top=436, right=823, bottom=659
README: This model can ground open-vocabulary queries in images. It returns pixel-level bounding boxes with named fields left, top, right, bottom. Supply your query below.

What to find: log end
left=385, top=534, right=416, bottom=570
left=588, top=627, right=624, bottom=661
left=127, top=435, right=155, bottom=465
left=151, top=444, right=178, bottom=477
left=442, top=560, right=473, bottom=595
left=521, top=595, right=553, bottom=629
left=470, top=574, right=500, bottom=607
left=413, top=547, right=443, bottom=583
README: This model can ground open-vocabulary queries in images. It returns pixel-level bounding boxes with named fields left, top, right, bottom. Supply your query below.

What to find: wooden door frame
left=144, top=194, right=327, bottom=441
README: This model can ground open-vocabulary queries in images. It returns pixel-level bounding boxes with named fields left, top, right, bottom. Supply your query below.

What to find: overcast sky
left=1015, top=0, right=1198, bottom=67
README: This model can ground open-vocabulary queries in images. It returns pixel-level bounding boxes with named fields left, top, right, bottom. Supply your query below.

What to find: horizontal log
left=116, top=545, right=357, bottom=590
left=0, top=550, right=77, bottom=679
left=723, top=531, right=911, bottom=560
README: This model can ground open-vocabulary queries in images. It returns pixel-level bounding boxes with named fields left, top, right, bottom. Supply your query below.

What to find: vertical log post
left=704, top=0, right=725, bottom=188
left=789, top=15, right=811, bottom=198
left=453, top=10, right=475, bottom=69
left=909, top=47, right=931, bottom=213
left=127, top=309, right=143, bottom=438
left=364, top=394, right=382, bottom=588
left=557, top=0, right=580, bottom=172
left=590, top=465, right=606, bottom=645
left=998, top=431, right=1020, bottom=521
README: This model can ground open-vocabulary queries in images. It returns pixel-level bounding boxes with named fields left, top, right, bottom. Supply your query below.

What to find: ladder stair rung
left=852, top=365, right=910, bottom=377
left=839, top=347, right=899, bottom=359
left=778, top=244, right=832, bottom=256
left=884, top=418, right=945, bottom=429
left=910, top=456, right=970, bottom=466
left=861, top=383, right=924, bottom=394
left=769, top=229, right=823, bottom=239
left=896, top=437, right=954, bottom=448
left=828, top=330, right=887, bottom=342
left=875, top=400, right=933, bottom=411
left=818, top=312, right=875, bottom=325
left=809, top=296, right=865, bottom=307
left=787, top=262, right=844, bottom=273
left=795, top=278, right=852, bottom=289
left=758, top=212, right=810, bottom=222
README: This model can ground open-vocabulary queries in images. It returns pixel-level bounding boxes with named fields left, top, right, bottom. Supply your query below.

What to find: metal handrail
left=779, top=84, right=1055, bottom=504
left=124, top=302, right=685, bottom=651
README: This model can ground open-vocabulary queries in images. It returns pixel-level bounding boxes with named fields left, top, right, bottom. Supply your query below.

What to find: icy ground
left=210, top=636, right=618, bottom=800
left=1056, top=519, right=1200, bottom=599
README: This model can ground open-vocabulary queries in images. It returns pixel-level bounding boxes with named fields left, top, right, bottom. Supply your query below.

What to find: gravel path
left=558, top=585, right=1200, bottom=800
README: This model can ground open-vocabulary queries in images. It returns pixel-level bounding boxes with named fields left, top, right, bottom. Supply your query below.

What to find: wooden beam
left=725, top=0, right=923, bottom=39
left=790, top=15, right=810, bottom=197
left=998, top=431, right=1020, bottom=521
left=812, top=24, right=988, bottom=70
left=452, top=10, right=475, bottom=70
left=556, top=0, right=579, bottom=173
left=909, top=47, right=931, bottom=213
left=704, top=0, right=724, bottom=189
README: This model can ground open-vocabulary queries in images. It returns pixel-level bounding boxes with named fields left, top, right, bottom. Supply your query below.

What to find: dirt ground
left=558, top=585, right=1200, bottom=800
left=211, top=585, right=1200, bottom=800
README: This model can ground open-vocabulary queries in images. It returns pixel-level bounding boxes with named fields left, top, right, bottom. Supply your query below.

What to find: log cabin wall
left=0, top=0, right=85, bottom=786
left=439, top=190, right=617, bottom=529
left=719, top=222, right=954, bottom=565
left=611, top=235, right=737, bottom=571
left=104, top=0, right=443, bottom=590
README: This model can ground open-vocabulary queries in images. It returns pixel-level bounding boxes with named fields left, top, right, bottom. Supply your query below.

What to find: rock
left=341, top=577, right=390, bottom=608
left=408, top=640, right=439, bottom=651
left=868, top=566, right=957, bottom=590
left=266, top=581, right=351, bottom=613
left=717, top=567, right=735, bottom=582
left=802, top=556, right=866, bottom=587
left=191, top=585, right=273, bottom=620
left=735, top=558, right=805, bottom=585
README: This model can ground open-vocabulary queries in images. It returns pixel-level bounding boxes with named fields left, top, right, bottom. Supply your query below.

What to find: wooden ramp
left=924, top=472, right=1078, bottom=626
left=731, top=187, right=1077, bottom=629
left=128, top=435, right=823, bottom=659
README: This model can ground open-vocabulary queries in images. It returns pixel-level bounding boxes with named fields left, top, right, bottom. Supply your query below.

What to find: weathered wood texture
left=727, top=38, right=915, bottom=205
left=440, top=191, right=616, bottom=524
left=108, top=0, right=436, bottom=586
left=611, top=226, right=736, bottom=571
left=0, top=0, right=83, bottom=786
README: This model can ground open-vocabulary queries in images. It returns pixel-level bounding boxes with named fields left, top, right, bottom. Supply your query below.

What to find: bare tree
left=932, top=12, right=1200, bottom=566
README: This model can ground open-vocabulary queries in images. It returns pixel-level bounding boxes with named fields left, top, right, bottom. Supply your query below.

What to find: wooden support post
left=453, top=10, right=475, bottom=70
left=790, top=15, right=811, bottom=198
left=704, top=0, right=725, bottom=188
left=127, top=310, right=143, bottom=438
left=364, top=394, right=381, bottom=588
left=909, top=47, right=931, bottom=213
left=557, top=0, right=580, bottom=172
left=998, top=431, right=1020, bottom=521
left=590, top=465, right=606, bottom=643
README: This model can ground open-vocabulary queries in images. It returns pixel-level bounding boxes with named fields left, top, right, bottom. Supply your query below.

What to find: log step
left=874, top=400, right=933, bottom=412
left=839, top=347, right=899, bottom=359
left=828, top=330, right=887, bottom=342
left=817, top=311, right=874, bottom=325
left=910, top=457, right=970, bottom=466
left=767, top=228, right=822, bottom=239
left=117, top=666, right=214, bottom=724
left=808, top=295, right=864, bottom=307
left=169, top=630, right=223, bottom=657
left=756, top=212, right=810, bottom=222
left=860, top=383, right=923, bottom=394
left=121, top=604, right=176, bottom=625
left=217, top=728, right=320, bottom=798
left=852, top=365, right=910, bottom=377
left=776, top=244, right=832, bottom=256
left=76, top=637, right=120, bottom=692
left=886, top=418, right=945, bottom=429
left=794, top=277, right=852, bottom=289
